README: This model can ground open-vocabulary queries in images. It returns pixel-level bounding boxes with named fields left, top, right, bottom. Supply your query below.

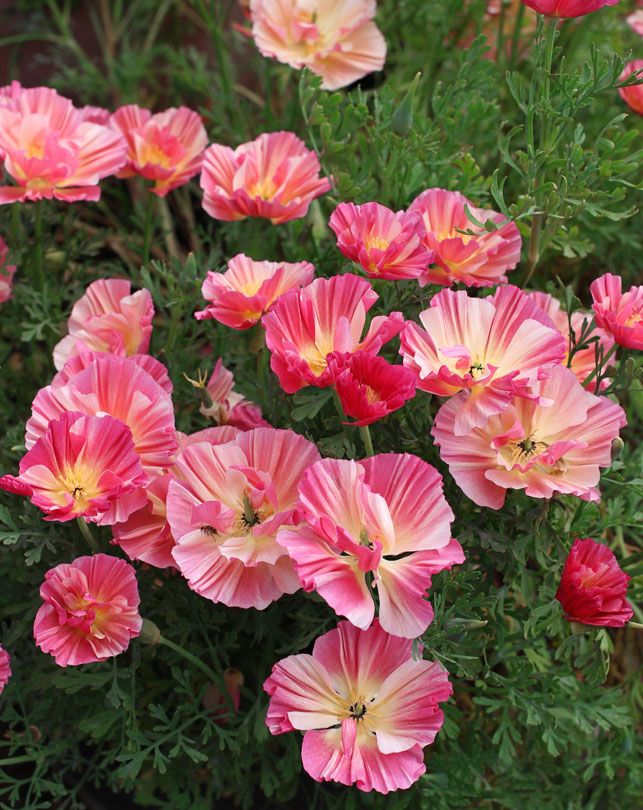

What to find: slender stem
left=523, top=213, right=542, bottom=287
left=142, top=192, right=154, bottom=266
left=76, top=517, right=99, bottom=553
left=627, top=622, right=643, bottom=631
left=581, top=342, right=618, bottom=390
left=158, top=636, right=219, bottom=682
left=157, top=195, right=181, bottom=260
left=33, top=202, right=45, bottom=291
left=359, top=425, right=374, bottom=457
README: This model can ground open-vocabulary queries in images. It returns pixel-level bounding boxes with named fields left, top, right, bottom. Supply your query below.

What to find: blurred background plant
left=0, top=0, right=641, bottom=808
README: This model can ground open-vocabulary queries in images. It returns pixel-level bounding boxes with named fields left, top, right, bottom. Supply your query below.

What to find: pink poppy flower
left=33, top=554, right=142, bottom=667
left=521, top=0, right=619, bottom=17
left=408, top=188, right=522, bottom=288
left=0, top=646, right=11, bottom=694
left=167, top=427, right=320, bottom=609
left=52, top=351, right=173, bottom=395
left=278, top=454, right=462, bottom=638
left=109, top=104, right=208, bottom=196
left=329, top=353, right=417, bottom=426
left=432, top=365, right=626, bottom=509
left=53, top=278, right=154, bottom=371
left=528, top=291, right=615, bottom=391
left=0, top=87, right=126, bottom=204
left=618, top=60, right=643, bottom=115
left=264, top=620, right=452, bottom=793
left=249, top=0, right=386, bottom=90
left=329, top=202, right=433, bottom=281
left=590, top=273, right=643, bottom=350
left=27, top=354, right=177, bottom=476
left=0, top=235, right=16, bottom=303
left=200, top=131, right=331, bottom=225
left=2, top=411, right=147, bottom=525
left=400, top=286, right=566, bottom=435
left=195, top=253, right=314, bottom=329
left=262, top=274, right=404, bottom=394
left=197, top=359, right=268, bottom=430
left=555, top=538, right=633, bottom=627
left=627, top=10, right=643, bottom=36
left=78, top=105, right=111, bottom=125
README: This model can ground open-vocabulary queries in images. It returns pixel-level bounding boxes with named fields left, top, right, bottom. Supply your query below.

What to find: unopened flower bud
left=139, top=618, right=161, bottom=645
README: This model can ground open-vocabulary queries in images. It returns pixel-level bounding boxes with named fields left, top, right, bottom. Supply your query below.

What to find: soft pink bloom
left=528, top=291, right=615, bottom=391
left=27, top=354, right=177, bottom=476
left=278, top=454, right=462, bottom=638
left=618, top=60, right=643, bottom=115
left=0, top=87, right=126, bottom=204
left=401, top=286, right=566, bottom=435
left=167, top=427, right=320, bottom=609
left=200, top=131, right=331, bottom=224
left=264, top=620, right=451, bottom=793
left=408, top=188, right=522, bottom=288
left=0, top=646, right=11, bottom=694
left=2, top=411, right=147, bottom=524
left=262, top=274, right=404, bottom=394
left=627, top=10, right=643, bottom=35
left=249, top=0, right=386, bottom=90
left=329, top=353, right=416, bottom=426
left=177, top=426, right=242, bottom=448
left=555, top=538, right=633, bottom=627
left=198, top=359, right=268, bottom=430
left=432, top=365, right=626, bottom=509
left=329, top=202, right=433, bottom=281
left=33, top=554, right=142, bottom=667
left=0, top=80, right=22, bottom=108
left=521, top=0, right=619, bottom=16
left=53, top=278, right=154, bottom=370
left=0, top=235, right=16, bottom=303
left=590, top=273, right=643, bottom=350
left=78, top=105, right=111, bottom=125
left=109, top=104, right=208, bottom=196
left=52, top=351, right=173, bottom=396
left=195, top=253, right=314, bottom=329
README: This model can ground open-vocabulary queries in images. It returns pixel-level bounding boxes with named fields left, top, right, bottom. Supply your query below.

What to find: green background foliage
left=0, top=1, right=641, bottom=808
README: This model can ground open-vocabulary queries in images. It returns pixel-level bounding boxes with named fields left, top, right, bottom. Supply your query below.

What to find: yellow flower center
left=54, top=463, right=101, bottom=513
left=364, top=235, right=390, bottom=252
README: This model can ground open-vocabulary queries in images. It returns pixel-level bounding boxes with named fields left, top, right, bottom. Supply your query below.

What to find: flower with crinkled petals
left=590, top=273, right=643, bottom=350
left=521, top=0, right=619, bottom=16
left=195, top=253, right=314, bottom=329
left=278, top=454, right=462, bottom=638
left=400, top=285, right=566, bottom=435
left=618, top=60, right=643, bottom=115
left=33, top=554, right=142, bottom=667
left=109, top=104, right=207, bottom=196
left=0, top=646, right=11, bottom=694
left=432, top=365, right=626, bottom=509
left=329, top=202, right=433, bottom=281
left=0, top=87, right=126, bottom=204
left=408, top=188, right=522, bottom=287
left=262, top=274, right=404, bottom=394
left=0, top=235, right=16, bottom=303
left=167, top=427, right=320, bottom=609
left=200, top=131, right=331, bottom=225
left=329, top=353, right=416, bottom=426
left=53, top=278, right=154, bottom=371
left=249, top=0, right=386, bottom=90
left=555, top=538, right=633, bottom=627
left=191, top=359, right=268, bottom=430
left=264, top=620, right=452, bottom=794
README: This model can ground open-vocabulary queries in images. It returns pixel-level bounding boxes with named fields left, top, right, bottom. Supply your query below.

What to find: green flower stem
left=33, top=201, right=45, bottom=291
left=627, top=622, right=643, bottom=631
left=76, top=518, right=99, bottom=553
left=359, top=425, right=375, bottom=457
left=142, top=192, right=154, bottom=266
left=158, top=636, right=219, bottom=682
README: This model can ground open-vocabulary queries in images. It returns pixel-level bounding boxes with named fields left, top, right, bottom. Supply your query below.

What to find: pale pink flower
left=0, top=80, right=22, bottom=109
left=27, top=354, right=177, bottom=476
left=528, top=291, right=615, bottom=391
left=52, top=351, right=173, bottom=395
left=34, top=554, right=142, bottom=667
left=167, top=427, right=320, bottom=609
left=200, top=131, right=331, bottom=224
left=432, top=365, right=626, bottom=509
left=618, top=60, right=643, bottom=115
left=2, top=411, right=147, bottom=525
left=0, top=87, right=126, bottom=204
left=198, top=359, right=268, bottom=430
left=278, top=454, right=462, bottom=638
left=408, top=188, right=522, bottom=287
left=195, top=253, right=314, bottom=329
left=627, top=10, right=643, bottom=36
left=262, top=274, right=404, bottom=394
left=329, top=202, right=433, bottom=281
left=400, top=286, right=566, bottom=435
left=590, top=273, right=643, bottom=350
left=264, top=620, right=452, bottom=793
left=0, top=646, right=11, bottom=694
left=249, top=0, right=386, bottom=90
left=53, top=278, right=154, bottom=371
left=0, top=235, right=16, bottom=303
left=109, top=104, right=208, bottom=196
left=78, top=105, right=111, bottom=125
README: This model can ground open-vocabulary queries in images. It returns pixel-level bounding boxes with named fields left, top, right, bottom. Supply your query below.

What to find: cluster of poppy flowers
left=0, top=0, right=640, bottom=795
